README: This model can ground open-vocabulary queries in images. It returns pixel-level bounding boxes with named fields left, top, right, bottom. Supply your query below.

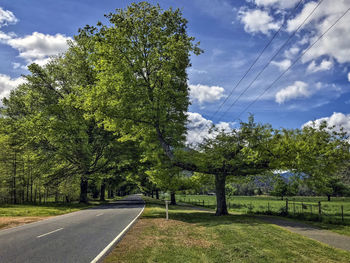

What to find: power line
left=233, top=6, right=350, bottom=122
left=215, top=0, right=324, bottom=123
left=207, top=0, right=304, bottom=121
left=196, top=0, right=321, bottom=138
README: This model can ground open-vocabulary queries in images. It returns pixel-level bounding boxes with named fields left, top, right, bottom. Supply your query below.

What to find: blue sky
left=1, top=0, right=350, bottom=143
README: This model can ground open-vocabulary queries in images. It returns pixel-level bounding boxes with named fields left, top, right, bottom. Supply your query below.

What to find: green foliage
left=225, top=184, right=237, bottom=196
left=81, top=2, right=201, bottom=150
left=270, top=175, right=299, bottom=199
left=277, top=123, right=350, bottom=198
left=1, top=1, right=349, bottom=214
left=0, top=28, right=136, bottom=203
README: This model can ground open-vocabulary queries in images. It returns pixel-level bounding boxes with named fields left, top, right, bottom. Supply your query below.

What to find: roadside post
left=165, top=200, right=170, bottom=220
left=318, top=201, right=321, bottom=221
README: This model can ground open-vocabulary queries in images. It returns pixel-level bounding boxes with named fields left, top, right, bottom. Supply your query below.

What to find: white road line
left=90, top=204, right=145, bottom=263
left=37, top=228, right=64, bottom=238
left=96, top=213, right=104, bottom=217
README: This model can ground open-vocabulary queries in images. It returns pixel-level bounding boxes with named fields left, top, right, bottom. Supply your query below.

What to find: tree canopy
left=0, top=2, right=349, bottom=215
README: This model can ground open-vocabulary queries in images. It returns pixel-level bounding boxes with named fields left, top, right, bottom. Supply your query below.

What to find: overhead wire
left=206, top=0, right=305, bottom=121
left=214, top=0, right=324, bottom=123
left=195, top=0, right=321, bottom=139
left=232, top=5, right=350, bottom=122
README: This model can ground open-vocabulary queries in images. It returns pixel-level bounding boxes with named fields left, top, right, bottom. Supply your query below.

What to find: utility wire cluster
left=195, top=0, right=349, bottom=139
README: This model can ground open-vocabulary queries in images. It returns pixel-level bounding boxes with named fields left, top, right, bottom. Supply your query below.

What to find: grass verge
left=0, top=200, right=112, bottom=230
left=175, top=195, right=350, bottom=237
left=104, top=197, right=350, bottom=263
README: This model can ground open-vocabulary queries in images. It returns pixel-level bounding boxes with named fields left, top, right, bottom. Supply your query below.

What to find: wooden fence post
left=318, top=201, right=321, bottom=220
left=341, top=205, right=344, bottom=223
left=286, top=199, right=289, bottom=214
left=293, top=201, right=295, bottom=215
left=302, top=202, right=304, bottom=214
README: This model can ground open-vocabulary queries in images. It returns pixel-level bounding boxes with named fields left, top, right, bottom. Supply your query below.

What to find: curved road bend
left=0, top=195, right=145, bottom=263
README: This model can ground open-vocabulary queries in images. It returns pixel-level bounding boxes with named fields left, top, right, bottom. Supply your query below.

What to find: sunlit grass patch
left=0, top=202, right=94, bottom=217
left=104, top=197, right=350, bottom=263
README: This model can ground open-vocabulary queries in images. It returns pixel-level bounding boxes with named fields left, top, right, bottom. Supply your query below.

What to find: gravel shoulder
left=259, top=215, right=350, bottom=251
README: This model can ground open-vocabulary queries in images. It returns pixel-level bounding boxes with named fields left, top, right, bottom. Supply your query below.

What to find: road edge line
left=90, top=203, right=145, bottom=263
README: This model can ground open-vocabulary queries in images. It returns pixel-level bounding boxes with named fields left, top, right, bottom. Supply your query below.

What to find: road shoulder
left=258, top=215, right=350, bottom=251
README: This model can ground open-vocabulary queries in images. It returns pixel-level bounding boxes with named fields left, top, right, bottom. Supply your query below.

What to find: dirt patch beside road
left=0, top=216, right=49, bottom=230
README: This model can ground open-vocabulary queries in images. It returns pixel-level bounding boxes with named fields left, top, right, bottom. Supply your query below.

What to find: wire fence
left=174, top=196, right=350, bottom=225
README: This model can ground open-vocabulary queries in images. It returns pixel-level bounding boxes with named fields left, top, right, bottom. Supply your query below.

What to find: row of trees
left=1, top=2, right=349, bottom=215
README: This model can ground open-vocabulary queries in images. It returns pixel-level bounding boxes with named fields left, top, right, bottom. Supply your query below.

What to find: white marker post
left=165, top=200, right=170, bottom=220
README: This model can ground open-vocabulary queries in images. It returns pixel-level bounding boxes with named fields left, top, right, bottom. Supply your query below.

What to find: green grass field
left=171, top=194, right=350, bottom=236
left=0, top=196, right=124, bottom=217
left=0, top=202, right=95, bottom=217
left=0, top=197, right=125, bottom=230
left=104, top=197, right=350, bottom=263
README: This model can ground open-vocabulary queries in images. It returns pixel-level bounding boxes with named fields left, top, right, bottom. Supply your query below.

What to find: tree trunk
left=55, top=189, right=59, bottom=202
left=100, top=181, right=106, bottom=201
left=30, top=172, right=33, bottom=203
left=79, top=176, right=88, bottom=203
left=13, top=152, right=17, bottom=204
left=34, top=186, right=37, bottom=204
left=215, top=174, right=228, bottom=216
left=26, top=177, right=29, bottom=203
left=327, top=195, right=331, bottom=201
left=38, top=179, right=42, bottom=204
left=170, top=191, right=176, bottom=205
left=22, top=160, right=25, bottom=204
left=156, top=190, right=159, bottom=200
left=151, top=190, right=154, bottom=198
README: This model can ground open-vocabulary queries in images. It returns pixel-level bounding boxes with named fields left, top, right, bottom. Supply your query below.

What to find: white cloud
left=12, top=62, right=27, bottom=70
left=0, top=74, right=25, bottom=103
left=189, top=84, right=225, bottom=104
left=307, top=59, right=333, bottom=73
left=6, top=32, right=71, bottom=65
left=284, top=47, right=300, bottom=59
left=215, top=121, right=232, bottom=133
left=186, top=112, right=233, bottom=145
left=276, top=81, right=338, bottom=105
left=286, top=1, right=319, bottom=33
left=254, top=0, right=300, bottom=9
left=275, top=81, right=310, bottom=104
left=0, top=30, right=15, bottom=43
left=271, top=59, right=291, bottom=71
left=188, top=68, right=208, bottom=75
left=0, top=7, right=18, bottom=28
left=0, top=7, right=69, bottom=67
left=186, top=112, right=213, bottom=145
left=303, top=112, right=350, bottom=135
left=238, top=9, right=280, bottom=35
left=348, top=72, right=350, bottom=82
left=286, top=0, right=350, bottom=65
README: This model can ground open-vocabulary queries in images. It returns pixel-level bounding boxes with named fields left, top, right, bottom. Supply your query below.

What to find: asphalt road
left=0, top=195, right=145, bottom=263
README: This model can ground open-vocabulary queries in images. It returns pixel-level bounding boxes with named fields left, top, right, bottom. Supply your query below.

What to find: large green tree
left=294, top=123, right=350, bottom=201
left=80, top=2, right=201, bottom=159
left=182, top=117, right=276, bottom=215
